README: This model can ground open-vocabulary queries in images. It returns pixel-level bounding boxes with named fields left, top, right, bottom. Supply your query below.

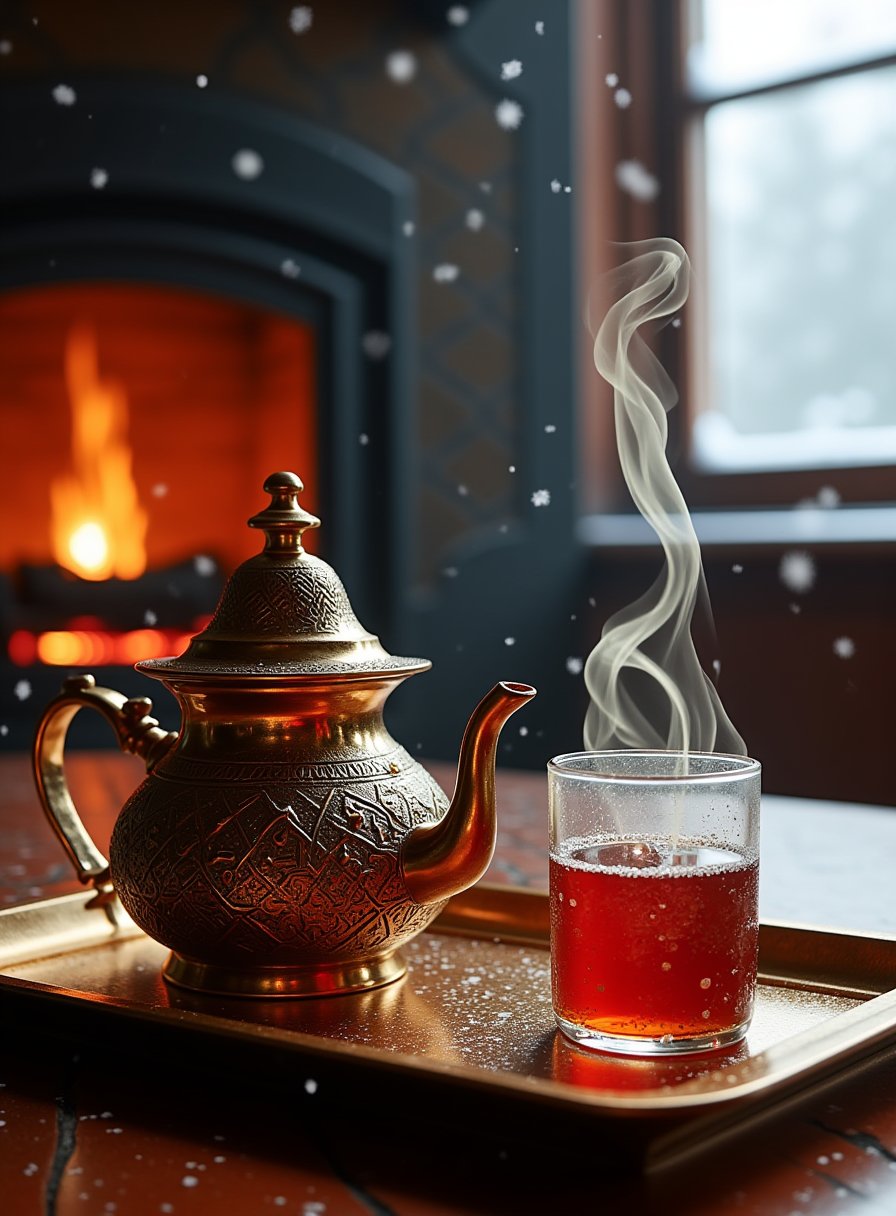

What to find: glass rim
left=548, top=749, right=761, bottom=784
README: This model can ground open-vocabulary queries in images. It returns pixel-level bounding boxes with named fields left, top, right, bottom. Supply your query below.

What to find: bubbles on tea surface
left=700, top=977, right=711, bottom=989
left=575, top=840, right=664, bottom=869
left=661, top=962, right=672, bottom=971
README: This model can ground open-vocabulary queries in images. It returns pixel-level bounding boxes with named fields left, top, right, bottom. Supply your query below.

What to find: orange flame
left=51, top=323, right=147, bottom=580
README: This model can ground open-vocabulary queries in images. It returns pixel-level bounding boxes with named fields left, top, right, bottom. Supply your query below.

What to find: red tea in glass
left=548, top=753, right=760, bottom=1055
left=550, top=838, right=759, bottom=1048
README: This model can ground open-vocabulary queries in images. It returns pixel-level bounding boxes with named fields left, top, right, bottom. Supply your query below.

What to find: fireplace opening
left=0, top=281, right=318, bottom=744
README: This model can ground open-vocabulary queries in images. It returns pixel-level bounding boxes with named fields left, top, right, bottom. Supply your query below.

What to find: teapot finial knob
left=248, top=471, right=321, bottom=554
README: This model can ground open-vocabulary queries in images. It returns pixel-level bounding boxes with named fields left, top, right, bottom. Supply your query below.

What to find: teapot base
left=162, top=950, right=407, bottom=999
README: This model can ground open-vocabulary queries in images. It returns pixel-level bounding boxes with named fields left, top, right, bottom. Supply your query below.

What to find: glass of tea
left=548, top=751, right=761, bottom=1056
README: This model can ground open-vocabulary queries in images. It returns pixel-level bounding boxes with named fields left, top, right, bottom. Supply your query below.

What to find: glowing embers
left=50, top=323, right=147, bottom=581
left=8, top=621, right=208, bottom=667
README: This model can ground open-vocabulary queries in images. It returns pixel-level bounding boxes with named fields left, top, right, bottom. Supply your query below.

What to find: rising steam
left=583, top=239, right=746, bottom=757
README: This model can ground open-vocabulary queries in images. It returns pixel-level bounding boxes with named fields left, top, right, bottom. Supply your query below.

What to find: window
left=682, top=0, right=896, bottom=503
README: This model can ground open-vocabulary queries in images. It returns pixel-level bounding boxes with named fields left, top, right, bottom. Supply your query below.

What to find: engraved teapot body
left=33, top=474, right=534, bottom=996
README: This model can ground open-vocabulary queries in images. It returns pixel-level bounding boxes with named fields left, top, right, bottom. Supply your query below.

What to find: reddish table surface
left=2, top=752, right=896, bottom=1215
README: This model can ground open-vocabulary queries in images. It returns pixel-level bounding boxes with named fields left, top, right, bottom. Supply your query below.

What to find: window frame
left=577, top=0, right=896, bottom=522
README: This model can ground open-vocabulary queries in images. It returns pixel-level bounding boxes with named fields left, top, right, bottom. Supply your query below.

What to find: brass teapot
left=33, top=473, right=535, bottom=997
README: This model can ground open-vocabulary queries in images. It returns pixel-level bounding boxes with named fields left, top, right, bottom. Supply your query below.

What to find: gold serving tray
left=1, top=885, right=896, bottom=1166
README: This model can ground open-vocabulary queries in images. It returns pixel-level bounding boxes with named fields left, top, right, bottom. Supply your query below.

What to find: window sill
left=578, top=505, right=896, bottom=551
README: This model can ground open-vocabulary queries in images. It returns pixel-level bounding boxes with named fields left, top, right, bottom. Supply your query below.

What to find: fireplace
left=0, top=0, right=581, bottom=765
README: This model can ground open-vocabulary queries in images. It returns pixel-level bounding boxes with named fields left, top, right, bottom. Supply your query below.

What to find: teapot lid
left=138, top=472, right=430, bottom=681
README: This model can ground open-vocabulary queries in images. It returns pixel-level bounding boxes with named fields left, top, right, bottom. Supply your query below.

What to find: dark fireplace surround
left=0, top=2, right=582, bottom=764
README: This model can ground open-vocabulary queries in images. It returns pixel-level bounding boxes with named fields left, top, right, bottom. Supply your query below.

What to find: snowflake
left=519, top=725, right=528, bottom=736
left=550, top=179, right=562, bottom=193
left=565, top=657, right=583, bottom=675
left=433, top=263, right=459, bottom=283
left=495, top=99, right=523, bottom=130
left=304, top=1078, right=318, bottom=1094
left=465, top=208, right=484, bottom=231
left=52, top=84, right=76, bottom=106
left=194, top=555, right=217, bottom=577
left=816, top=485, right=840, bottom=509
left=0, top=40, right=12, bottom=55
left=504, top=637, right=516, bottom=646
left=144, top=610, right=158, bottom=626
left=614, top=87, right=632, bottom=109
left=833, top=636, right=855, bottom=659
left=0, top=725, right=9, bottom=737
left=443, top=566, right=459, bottom=578
left=501, top=59, right=522, bottom=80
left=605, top=72, right=619, bottom=87
left=151, top=482, right=168, bottom=497
left=359, top=433, right=370, bottom=446
left=196, top=74, right=208, bottom=88
left=732, top=563, right=743, bottom=574
left=232, top=149, right=264, bottom=180
left=615, top=160, right=660, bottom=202
left=479, top=180, right=493, bottom=193
left=90, top=167, right=108, bottom=190
left=280, top=258, right=301, bottom=278
left=289, top=6, right=313, bottom=34
left=531, top=489, right=551, bottom=507
left=671, top=316, right=682, bottom=328
left=535, top=20, right=545, bottom=35
left=362, top=330, right=391, bottom=359
left=386, top=50, right=417, bottom=83
left=779, top=550, right=816, bottom=594
left=457, top=484, right=469, bottom=496
left=13, top=680, right=32, bottom=702
left=447, top=6, right=469, bottom=26
left=181, top=1176, right=199, bottom=1189
left=544, top=424, right=556, bottom=433
left=402, top=220, right=415, bottom=236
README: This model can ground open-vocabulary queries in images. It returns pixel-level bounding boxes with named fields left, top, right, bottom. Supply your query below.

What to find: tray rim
left=2, top=886, right=896, bottom=1126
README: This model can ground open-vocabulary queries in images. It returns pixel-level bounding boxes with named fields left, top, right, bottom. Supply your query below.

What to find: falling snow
left=402, top=220, right=415, bottom=236
left=194, top=555, right=217, bottom=577
left=816, top=485, right=840, bottom=509
left=359, top=433, right=369, bottom=446
left=833, top=636, right=855, bottom=659
left=362, top=330, right=391, bottom=359
left=779, top=550, right=816, bottom=594
left=614, top=87, right=632, bottom=108
left=13, top=681, right=32, bottom=702
left=144, top=610, right=158, bottom=626
left=289, top=6, right=313, bottom=34
left=90, top=168, right=108, bottom=189
left=504, top=637, right=516, bottom=646
left=605, top=72, right=619, bottom=87
left=0, top=726, right=9, bottom=737
left=544, top=424, right=556, bottom=433
left=232, top=148, right=264, bottom=180
left=535, top=21, right=545, bottom=35
left=304, top=1078, right=318, bottom=1094
left=465, top=208, right=485, bottom=231
left=196, top=74, right=208, bottom=88
left=0, top=40, right=12, bottom=54
left=457, top=484, right=469, bottom=496
left=550, top=179, right=561, bottom=193
left=495, top=99, right=524, bottom=130
left=151, top=482, right=168, bottom=497
left=531, top=489, right=551, bottom=507
left=433, top=263, right=459, bottom=283
left=565, top=657, right=583, bottom=675
left=181, top=1176, right=199, bottom=1188
left=443, top=566, right=459, bottom=578
left=447, top=6, right=469, bottom=26
left=671, top=316, right=682, bottom=328
left=501, top=60, right=522, bottom=80
left=386, top=50, right=418, bottom=83
left=281, top=258, right=301, bottom=278
left=52, top=84, right=76, bottom=106
left=615, top=160, right=660, bottom=202
left=732, top=563, right=743, bottom=574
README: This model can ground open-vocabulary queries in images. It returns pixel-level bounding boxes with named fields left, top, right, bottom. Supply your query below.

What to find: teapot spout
left=400, top=681, right=536, bottom=905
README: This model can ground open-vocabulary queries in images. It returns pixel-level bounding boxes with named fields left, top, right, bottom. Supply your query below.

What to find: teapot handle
left=32, top=674, right=177, bottom=903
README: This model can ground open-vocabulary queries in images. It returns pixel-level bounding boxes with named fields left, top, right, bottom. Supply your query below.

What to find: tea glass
left=548, top=751, right=761, bottom=1056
